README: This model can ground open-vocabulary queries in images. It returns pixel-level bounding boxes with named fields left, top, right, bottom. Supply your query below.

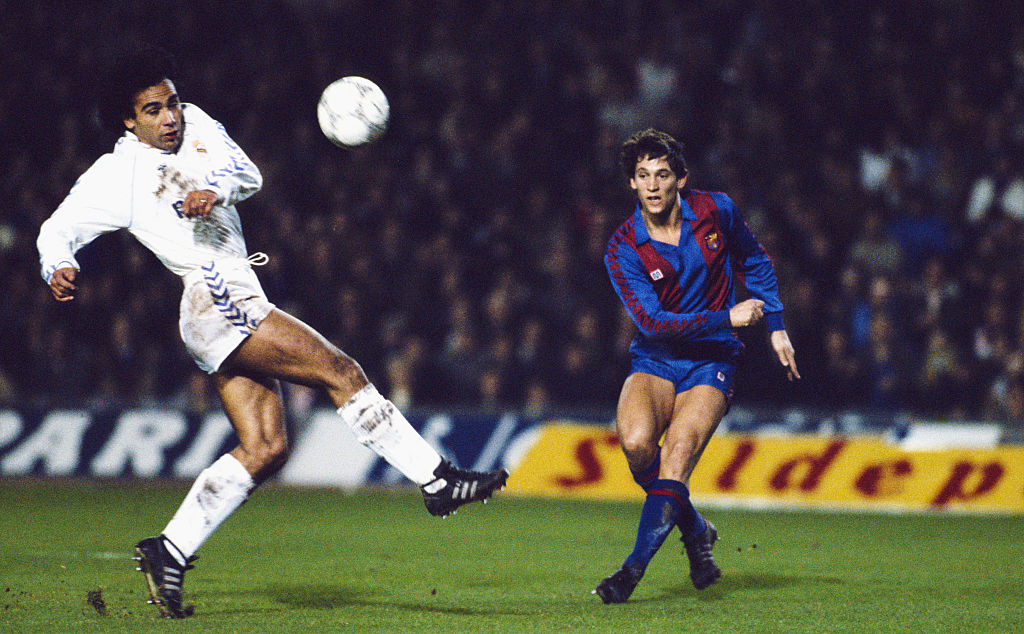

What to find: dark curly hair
left=619, top=128, right=688, bottom=181
left=95, top=43, right=178, bottom=138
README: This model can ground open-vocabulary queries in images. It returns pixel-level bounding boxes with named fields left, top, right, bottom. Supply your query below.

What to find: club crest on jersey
left=705, top=232, right=721, bottom=251
left=717, top=371, right=726, bottom=382
left=192, top=140, right=208, bottom=154
left=650, top=269, right=664, bottom=281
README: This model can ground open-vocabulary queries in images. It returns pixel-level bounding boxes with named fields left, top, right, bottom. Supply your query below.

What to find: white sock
left=162, top=454, right=255, bottom=560
left=337, top=383, right=442, bottom=486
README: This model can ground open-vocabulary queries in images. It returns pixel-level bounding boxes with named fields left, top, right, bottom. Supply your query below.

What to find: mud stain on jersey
left=156, top=165, right=231, bottom=249
left=193, top=210, right=232, bottom=249
left=155, top=164, right=193, bottom=199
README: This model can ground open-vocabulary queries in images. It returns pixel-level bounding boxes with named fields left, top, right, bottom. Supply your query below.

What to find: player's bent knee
left=617, top=433, right=643, bottom=456
left=250, top=437, right=290, bottom=474
left=618, top=432, right=659, bottom=469
left=661, top=434, right=700, bottom=468
left=323, top=352, right=368, bottom=393
left=333, top=353, right=364, bottom=380
left=267, top=437, right=290, bottom=467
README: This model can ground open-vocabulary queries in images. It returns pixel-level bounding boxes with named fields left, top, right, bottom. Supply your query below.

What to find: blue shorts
left=630, top=353, right=737, bottom=398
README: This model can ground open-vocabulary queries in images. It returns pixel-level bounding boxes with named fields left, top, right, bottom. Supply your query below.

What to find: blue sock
left=632, top=459, right=706, bottom=538
left=629, top=455, right=660, bottom=493
left=622, top=479, right=686, bottom=571
left=674, top=480, right=707, bottom=538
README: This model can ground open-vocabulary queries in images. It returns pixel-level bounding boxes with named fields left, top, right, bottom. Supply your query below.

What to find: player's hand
left=49, top=266, right=78, bottom=302
left=770, top=329, right=800, bottom=381
left=729, top=299, right=764, bottom=327
left=182, top=189, right=220, bottom=218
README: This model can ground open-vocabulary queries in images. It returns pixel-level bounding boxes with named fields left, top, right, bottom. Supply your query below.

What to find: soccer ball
left=317, top=76, right=390, bottom=148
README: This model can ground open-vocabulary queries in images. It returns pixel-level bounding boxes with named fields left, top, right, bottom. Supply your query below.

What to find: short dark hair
left=619, top=128, right=688, bottom=180
left=95, top=43, right=178, bottom=136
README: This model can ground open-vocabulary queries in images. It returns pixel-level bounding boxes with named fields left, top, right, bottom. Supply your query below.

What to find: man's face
left=630, top=154, right=686, bottom=217
left=124, top=79, right=184, bottom=152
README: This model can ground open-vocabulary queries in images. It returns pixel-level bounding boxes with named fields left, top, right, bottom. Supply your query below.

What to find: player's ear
left=123, top=116, right=136, bottom=132
left=677, top=173, right=688, bottom=190
left=629, top=176, right=638, bottom=192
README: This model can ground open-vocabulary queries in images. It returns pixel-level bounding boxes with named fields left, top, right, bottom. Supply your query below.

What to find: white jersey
left=37, top=103, right=262, bottom=281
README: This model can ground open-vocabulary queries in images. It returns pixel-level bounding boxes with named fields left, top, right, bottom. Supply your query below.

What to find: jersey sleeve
left=185, top=104, right=262, bottom=206
left=36, top=156, right=129, bottom=282
left=712, top=193, right=786, bottom=331
left=605, top=235, right=731, bottom=340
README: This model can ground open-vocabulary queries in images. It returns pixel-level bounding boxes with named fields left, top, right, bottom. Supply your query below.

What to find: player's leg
left=135, top=373, right=284, bottom=617
left=221, top=308, right=364, bottom=403
left=616, top=377, right=702, bottom=574
left=661, top=384, right=730, bottom=589
left=659, top=385, right=728, bottom=515
left=615, top=372, right=675, bottom=486
left=216, top=371, right=290, bottom=482
left=225, top=308, right=440, bottom=479
left=622, top=381, right=726, bottom=521
left=163, top=373, right=285, bottom=554
left=595, top=373, right=681, bottom=604
left=661, top=385, right=728, bottom=480
left=225, top=308, right=507, bottom=515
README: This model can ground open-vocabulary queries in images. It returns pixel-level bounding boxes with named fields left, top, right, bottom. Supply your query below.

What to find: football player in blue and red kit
left=595, top=129, right=799, bottom=603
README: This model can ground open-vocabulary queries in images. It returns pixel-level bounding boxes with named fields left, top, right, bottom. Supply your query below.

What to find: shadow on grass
left=264, top=583, right=520, bottom=616
left=638, top=572, right=845, bottom=604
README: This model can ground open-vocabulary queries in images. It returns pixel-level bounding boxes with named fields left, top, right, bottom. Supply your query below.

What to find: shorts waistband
left=182, top=253, right=268, bottom=286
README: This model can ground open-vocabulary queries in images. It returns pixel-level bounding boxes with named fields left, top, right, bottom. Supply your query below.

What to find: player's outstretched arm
left=769, top=329, right=800, bottom=381
left=48, top=267, right=79, bottom=302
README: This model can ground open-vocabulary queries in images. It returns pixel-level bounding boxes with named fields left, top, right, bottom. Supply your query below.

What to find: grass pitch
left=1, top=479, right=1021, bottom=632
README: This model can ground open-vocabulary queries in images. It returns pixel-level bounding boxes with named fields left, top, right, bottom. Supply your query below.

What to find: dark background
left=2, top=1, right=1023, bottom=430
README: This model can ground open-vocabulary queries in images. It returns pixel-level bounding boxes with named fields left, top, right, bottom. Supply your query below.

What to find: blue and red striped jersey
left=605, top=189, right=785, bottom=355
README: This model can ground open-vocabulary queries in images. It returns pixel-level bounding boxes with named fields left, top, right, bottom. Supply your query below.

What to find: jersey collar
left=632, top=193, right=695, bottom=244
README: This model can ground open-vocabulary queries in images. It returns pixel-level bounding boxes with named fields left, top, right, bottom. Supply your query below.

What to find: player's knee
left=618, top=430, right=658, bottom=470
left=254, top=436, right=290, bottom=474
left=661, top=432, right=699, bottom=468
left=322, top=348, right=366, bottom=390
left=271, top=435, right=291, bottom=469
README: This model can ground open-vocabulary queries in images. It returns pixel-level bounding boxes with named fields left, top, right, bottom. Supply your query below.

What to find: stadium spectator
left=819, top=323, right=868, bottom=410
left=847, top=209, right=903, bottom=277
left=915, top=328, right=971, bottom=416
left=864, top=313, right=907, bottom=411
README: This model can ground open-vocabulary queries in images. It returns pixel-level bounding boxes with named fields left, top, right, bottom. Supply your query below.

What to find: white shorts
left=179, top=259, right=275, bottom=373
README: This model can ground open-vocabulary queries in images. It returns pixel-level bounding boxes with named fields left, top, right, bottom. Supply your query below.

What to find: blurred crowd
left=2, top=1, right=1024, bottom=427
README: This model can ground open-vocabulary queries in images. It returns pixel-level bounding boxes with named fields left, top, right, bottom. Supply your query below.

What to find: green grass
left=1, top=479, right=1021, bottom=632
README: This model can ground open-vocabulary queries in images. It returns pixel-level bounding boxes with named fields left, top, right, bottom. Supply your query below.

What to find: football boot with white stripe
left=133, top=535, right=196, bottom=618
left=682, top=518, right=721, bottom=589
left=420, top=459, right=509, bottom=517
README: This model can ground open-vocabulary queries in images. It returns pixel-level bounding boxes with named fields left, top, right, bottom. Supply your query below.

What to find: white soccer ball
left=317, top=76, right=390, bottom=148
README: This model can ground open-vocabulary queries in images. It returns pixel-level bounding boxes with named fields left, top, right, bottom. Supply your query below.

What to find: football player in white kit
left=36, top=46, right=507, bottom=618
